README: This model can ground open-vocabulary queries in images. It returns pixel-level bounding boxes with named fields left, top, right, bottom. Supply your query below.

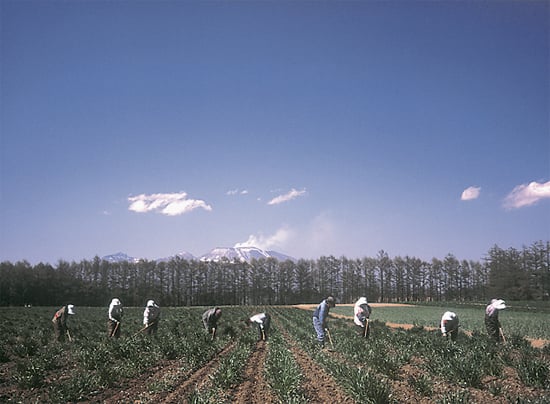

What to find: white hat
left=492, top=299, right=506, bottom=310
left=356, top=297, right=368, bottom=305
left=67, top=304, right=75, bottom=315
left=147, top=300, right=156, bottom=307
left=111, top=298, right=121, bottom=306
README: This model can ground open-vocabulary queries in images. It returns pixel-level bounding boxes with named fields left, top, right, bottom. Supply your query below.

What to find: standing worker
left=245, top=312, right=271, bottom=341
left=143, top=299, right=160, bottom=336
left=440, top=311, right=459, bottom=341
left=485, top=299, right=506, bottom=342
left=354, top=297, right=372, bottom=338
left=202, top=307, right=222, bottom=338
left=52, top=304, right=75, bottom=342
left=108, top=298, right=123, bottom=338
left=312, top=296, right=336, bottom=349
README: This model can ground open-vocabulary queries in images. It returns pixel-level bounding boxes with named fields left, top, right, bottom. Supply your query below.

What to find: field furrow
left=275, top=318, right=356, bottom=403
left=228, top=340, right=276, bottom=403
left=0, top=305, right=548, bottom=403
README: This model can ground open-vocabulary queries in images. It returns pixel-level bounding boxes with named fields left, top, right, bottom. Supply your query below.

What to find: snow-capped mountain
left=199, top=246, right=295, bottom=262
left=156, top=252, right=196, bottom=263
left=101, top=247, right=294, bottom=263
left=199, top=246, right=267, bottom=262
left=101, top=252, right=141, bottom=263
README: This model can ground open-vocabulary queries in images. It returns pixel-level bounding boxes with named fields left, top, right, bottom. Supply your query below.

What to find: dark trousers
left=257, top=314, right=271, bottom=340
left=108, top=319, right=121, bottom=338
left=53, top=321, right=66, bottom=342
left=485, top=316, right=501, bottom=342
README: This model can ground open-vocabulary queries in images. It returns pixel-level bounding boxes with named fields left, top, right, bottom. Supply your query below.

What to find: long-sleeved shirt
left=249, top=313, right=267, bottom=325
left=440, top=311, right=459, bottom=334
left=313, top=300, right=331, bottom=327
left=109, top=303, right=123, bottom=322
left=52, top=306, right=68, bottom=327
left=202, top=308, right=221, bottom=329
left=143, top=304, right=160, bottom=325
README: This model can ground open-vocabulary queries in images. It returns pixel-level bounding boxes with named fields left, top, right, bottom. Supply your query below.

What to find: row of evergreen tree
left=1, top=241, right=548, bottom=307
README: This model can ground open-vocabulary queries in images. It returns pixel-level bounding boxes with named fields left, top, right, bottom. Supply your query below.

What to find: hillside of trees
left=1, top=241, right=548, bottom=307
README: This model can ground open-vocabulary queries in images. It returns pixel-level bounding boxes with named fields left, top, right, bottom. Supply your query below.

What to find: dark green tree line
left=0, top=241, right=548, bottom=307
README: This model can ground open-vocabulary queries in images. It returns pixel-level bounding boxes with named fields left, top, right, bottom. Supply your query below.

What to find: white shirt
left=250, top=313, right=267, bottom=324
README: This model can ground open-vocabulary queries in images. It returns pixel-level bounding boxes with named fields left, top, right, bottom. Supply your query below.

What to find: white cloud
left=226, top=189, right=249, bottom=196
left=503, top=180, right=550, bottom=209
left=267, top=188, right=306, bottom=205
left=461, top=186, right=481, bottom=201
left=235, top=226, right=293, bottom=251
left=128, top=192, right=212, bottom=216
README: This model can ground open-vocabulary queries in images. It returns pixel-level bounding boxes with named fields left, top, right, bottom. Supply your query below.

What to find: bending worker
left=245, top=312, right=271, bottom=341
left=485, top=299, right=506, bottom=342
left=108, top=298, right=123, bottom=338
left=312, top=296, right=336, bottom=349
left=52, top=304, right=75, bottom=342
left=440, top=311, right=459, bottom=341
left=202, top=307, right=222, bottom=338
left=354, top=297, right=372, bottom=338
left=143, top=299, right=160, bottom=336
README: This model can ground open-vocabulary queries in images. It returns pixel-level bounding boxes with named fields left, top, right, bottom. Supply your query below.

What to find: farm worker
left=245, top=312, right=271, bottom=341
left=108, top=298, right=123, bottom=338
left=440, top=311, right=459, bottom=341
left=202, top=307, right=222, bottom=338
left=354, top=297, right=372, bottom=338
left=143, top=299, right=160, bottom=336
left=312, top=296, right=336, bottom=348
left=52, top=304, right=75, bottom=342
left=485, top=299, right=506, bottom=342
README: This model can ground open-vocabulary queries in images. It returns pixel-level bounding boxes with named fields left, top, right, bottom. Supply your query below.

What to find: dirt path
left=276, top=321, right=355, bottom=403
left=229, top=341, right=276, bottom=403
left=160, top=342, right=236, bottom=403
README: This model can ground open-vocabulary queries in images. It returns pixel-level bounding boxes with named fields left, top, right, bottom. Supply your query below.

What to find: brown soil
left=86, top=342, right=237, bottom=403
left=229, top=341, right=275, bottom=403
left=1, top=305, right=548, bottom=403
left=275, top=318, right=355, bottom=403
left=90, top=339, right=278, bottom=404
left=159, top=341, right=235, bottom=403
left=292, top=306, right=546, bottom=403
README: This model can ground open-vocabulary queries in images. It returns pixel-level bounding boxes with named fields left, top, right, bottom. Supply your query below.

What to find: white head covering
left=147, top=299, right=156, bottom=307
left=441, top=311, right=457, bottom=321
left=486, top=299, right=506, bottom=316
left=492, top=299, right=506, bottom=310
left=355, top=297, right=368, bottom=306
left=110, top=298, right=121, bottom=306
left=67, top=304, right=75, bottom=315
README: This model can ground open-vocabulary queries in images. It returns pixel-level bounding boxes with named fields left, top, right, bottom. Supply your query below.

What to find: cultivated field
left=0, top=304, right=548, bottom=403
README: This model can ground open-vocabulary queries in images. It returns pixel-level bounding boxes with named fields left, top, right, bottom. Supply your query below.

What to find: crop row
left=274, top=307, right=550, bottom=403
left=1, top=306, right=549, bottom=403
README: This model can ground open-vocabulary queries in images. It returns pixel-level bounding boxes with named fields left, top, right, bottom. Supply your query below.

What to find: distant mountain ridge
left=101, top=246, right=295, bottom=263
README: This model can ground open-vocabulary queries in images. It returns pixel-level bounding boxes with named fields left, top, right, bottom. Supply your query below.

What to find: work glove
left=442, top=332, right=447, bottom=337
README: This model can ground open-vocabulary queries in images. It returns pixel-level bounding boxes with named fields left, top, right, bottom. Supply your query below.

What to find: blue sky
left=1, top=1, right=549, bottom=265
